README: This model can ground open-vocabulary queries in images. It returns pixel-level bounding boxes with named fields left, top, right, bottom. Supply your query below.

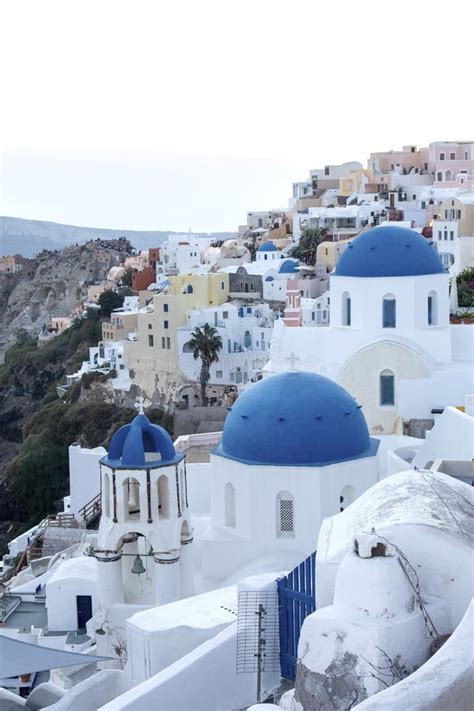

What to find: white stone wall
left=200, top=452, right=378, bottom=581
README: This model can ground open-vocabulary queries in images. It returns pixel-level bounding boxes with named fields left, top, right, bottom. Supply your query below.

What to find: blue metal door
left=277, top=551, right=316, bottom=681
left=76, top=595, right=92, bottom=630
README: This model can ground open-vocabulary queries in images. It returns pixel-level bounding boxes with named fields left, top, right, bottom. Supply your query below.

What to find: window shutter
left=280, top=499, right=294, bottom=533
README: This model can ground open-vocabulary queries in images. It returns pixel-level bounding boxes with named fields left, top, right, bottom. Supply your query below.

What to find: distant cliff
left=0, top=216, right=236, bottom=258
left=0, top=239, right=131, bottom=362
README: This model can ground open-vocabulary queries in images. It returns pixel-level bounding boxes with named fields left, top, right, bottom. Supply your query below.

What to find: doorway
left=76, top=595, right=93, bottom=630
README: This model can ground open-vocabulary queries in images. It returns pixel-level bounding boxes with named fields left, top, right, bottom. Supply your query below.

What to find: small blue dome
left=258, top=241, right=278, bottom=252
left=334, top=225, right=445, bottom=278
left=279, top=259, right=300, bottom=274
left=102, top=414, right=182, bottom=469
left=214, top=372, right=377, bottom=467
left=265, top=275, right=274, bottom=282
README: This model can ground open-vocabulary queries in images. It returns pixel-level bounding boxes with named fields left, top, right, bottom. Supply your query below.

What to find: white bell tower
left=94, top=404, right=194, bottom=618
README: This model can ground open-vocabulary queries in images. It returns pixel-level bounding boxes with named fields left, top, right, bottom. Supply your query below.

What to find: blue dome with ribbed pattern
left=334, top=225, right=444, bottom=278
left=213, top=372, right=378, bottom=467
left=102, top=414, right=182, bottom=469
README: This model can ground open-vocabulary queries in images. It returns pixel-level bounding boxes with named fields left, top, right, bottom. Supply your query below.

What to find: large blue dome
left=213, top=372, right=377, bottom=467
left=102, top=414, right=182, bottom=469
left=334, top=225, right=445, bottom=278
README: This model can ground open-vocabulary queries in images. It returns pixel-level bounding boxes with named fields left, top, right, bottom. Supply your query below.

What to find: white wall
left=126, top=584, right=237, bottom=683
left=353, top=601, right=474, bottom=711
left=329, top=273, right=451, bottom=363
left=68, top=445, right=105, bottom=519
left=99, top=577, right=280, bottom=711
left=201, top=452, right=378, bottom=581
left=398, top=366, right=474, bottom=420
left=412, top=407, right=474, bottom=467
left=186, top=463, right=211, bottom=515
left=46, top=557, right=98, bottom=632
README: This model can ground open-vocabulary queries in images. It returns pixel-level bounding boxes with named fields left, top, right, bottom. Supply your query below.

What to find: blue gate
left=277, top=551, right=316, bottom=681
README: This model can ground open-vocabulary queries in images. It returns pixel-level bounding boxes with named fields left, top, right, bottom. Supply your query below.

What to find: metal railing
left=78, top=493, right=102, bottom=528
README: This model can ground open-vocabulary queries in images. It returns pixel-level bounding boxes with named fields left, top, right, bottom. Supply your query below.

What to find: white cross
left=286, top=352, right=299, bottom=372
left=135, top=394, right=145, bottom=414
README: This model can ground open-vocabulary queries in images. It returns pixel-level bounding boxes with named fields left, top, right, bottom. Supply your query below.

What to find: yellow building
left=124, top=273, right=230, bottom=406
left=339, top=169, right=375, bottom=198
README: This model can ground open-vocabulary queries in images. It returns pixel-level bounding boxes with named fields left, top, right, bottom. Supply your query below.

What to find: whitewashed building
left=177, top=302, right=276, bottom=386
left=266, top=225, right=474, bottom=434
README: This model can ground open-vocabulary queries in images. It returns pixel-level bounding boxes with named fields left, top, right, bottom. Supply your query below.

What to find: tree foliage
left=289, top=227, right=327, bottom=265
left=120, top=266, right=135, bottom=288
left=4, top=399, right=171, bottom=524
left=456, top=267, right=474, bottom=308
left=98, top=289, right=125, bottom=317
left=185, top=323, right=223, bottom=405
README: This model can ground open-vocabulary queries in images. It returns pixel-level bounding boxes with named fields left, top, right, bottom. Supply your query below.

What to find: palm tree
left=185, top=323, right=223, bottom=406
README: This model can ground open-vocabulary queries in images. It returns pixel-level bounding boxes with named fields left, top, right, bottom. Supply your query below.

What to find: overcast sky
left=1, top=0, right=472, bottom=233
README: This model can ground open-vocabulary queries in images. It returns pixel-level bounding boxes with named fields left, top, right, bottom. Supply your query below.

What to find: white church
left=77, top=371, right=383, bottom=634
left=267, top=224, right=474, bottom=434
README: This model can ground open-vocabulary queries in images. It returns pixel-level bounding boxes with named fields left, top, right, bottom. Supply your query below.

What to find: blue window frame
left=382, top=298, right=396, bottom=328
left=163, top=303, right=169, bottom=312
left=428, top=296, right=433, bottom=325
left=380, top=371, right=395, bottom=405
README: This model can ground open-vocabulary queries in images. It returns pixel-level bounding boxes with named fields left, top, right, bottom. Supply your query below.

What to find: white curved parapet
left=354, top=599, right=474, bottom=710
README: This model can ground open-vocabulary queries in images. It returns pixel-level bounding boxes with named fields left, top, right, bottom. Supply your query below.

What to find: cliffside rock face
left=0, top=240, right=129, bottom=362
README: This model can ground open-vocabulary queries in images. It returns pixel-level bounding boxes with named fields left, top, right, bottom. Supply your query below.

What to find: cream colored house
left=316, top=238, right=352, bottom=272
left=432, top=196, right=474, bottom=273
left=124, top=273, right=230, bottom=407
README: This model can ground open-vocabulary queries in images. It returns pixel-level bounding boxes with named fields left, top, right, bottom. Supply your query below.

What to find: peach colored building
left=368, top=145, right=429, bottom=175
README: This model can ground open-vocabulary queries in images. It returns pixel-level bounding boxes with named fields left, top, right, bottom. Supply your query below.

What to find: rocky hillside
left=0, top=216, right=236, bottom=258
left=0, top=239, right=131, bottom=362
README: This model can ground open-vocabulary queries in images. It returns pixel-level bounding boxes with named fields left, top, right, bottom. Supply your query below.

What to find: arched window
left=380, top=369, right=395, bottom=406
left=224, top=482, right=236, bottom=528
left=182, top=342, right=194, bottom=353
left=427, top=291, right=438, bottom=325
left=445, top=169, right=453, bottom=182
left=103, top=472, right=110, bottom=519
left=276, top=491, right=295, bottom=537
left=123, top=477, right=140, bottom=520
left=244, top=330, right=251, bottom=348
left=157, top=475, right=169, bottom=519
left=339, top=484, right=356, bottom=513
left=187, top=284, right=193, bottom=294
left=341, top=291, right=351, bottom=326
left=436, top=171, right=443, bottom=181
left=382, top=294, right=396, bottom=328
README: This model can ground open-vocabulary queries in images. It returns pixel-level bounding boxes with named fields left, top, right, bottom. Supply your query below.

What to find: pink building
left=283, top=279, right=302, bottom=327
left=429, top=141, right=474, bottom=189
left=368, top=145, right=428, bottom=175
